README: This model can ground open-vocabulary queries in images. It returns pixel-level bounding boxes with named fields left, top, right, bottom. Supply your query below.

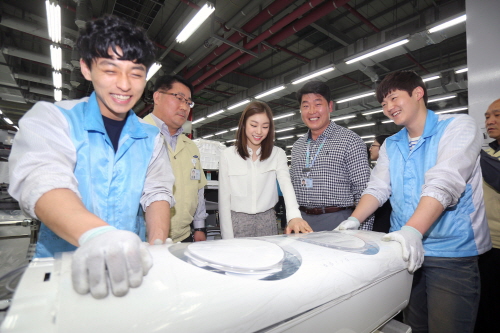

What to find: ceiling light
left=226, top=139, right=236, bottom=143
left=364, top=140, right=374, bottom=143
left=176, top=2, right=215, bottom=43
left=275, top=127, right=295, bottom=133
left=360, top=135, right=375, bottom=139
left=13, top=126, right=19, bottom=130
left=0, top=109, right=3, bottom=115
left=428, top=94, right=457, bottom=103
left=273, top=112, right=295, bottom=120
left=422, top=75, right=441, bottom=82
left=296, top=133, right=307, bottom=137
left=345, top=38, right=409, bottom=65
left=230, top=127, right=238, bottom=131
left=146, top=62, right=162, bottom=81
left=348, top=122, right=376, bottom=129
left=382, top=119, right=394, bottom=123
left=337, top=91, right=375, bottom=103
left=435, top=107, right=468, bottom=114
left=331, top=115, right=356, bottom=122
left=362, top=109, right=384, bottom=116
left=277, top=135, right=294, bottom=140
left=45, top=1, right=61, bottom=43
left=228, top=99, right=250, bottom=110
left=255, top=85, right=286, bottom=99
left=50, top=45, right=62, bottom=70
left=4, top=117, right=13, bottom=125
left=192, top=117, right=206, bottom=124
left=215, top=130, right=228, bottom=135
left=428, top=14, right=466, bottom=34
left=52, top=71, right=62, bottom=89
left=455, top=67, right=468, bottom=74
left=291, top=66, right=335, bottom=85
left=286, top=155, right=291, bottom=157
left=207, top=109, right=224, bottom=117
left=54, top=89, right=62, bottom=101
left=286, top=145, right=293, bottom=148
left=203, top=134, right=214, bottom=139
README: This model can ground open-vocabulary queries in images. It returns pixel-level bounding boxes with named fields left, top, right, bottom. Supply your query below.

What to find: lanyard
left=304, top=137, right=326, bottom=173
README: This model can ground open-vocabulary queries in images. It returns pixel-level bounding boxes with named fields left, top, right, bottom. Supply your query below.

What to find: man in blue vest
left=9, top=15, right=175, bottom=299
left=336, top=70, right=491, bottom=332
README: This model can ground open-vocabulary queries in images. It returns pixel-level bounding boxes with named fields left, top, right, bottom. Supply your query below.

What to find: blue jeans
left=404, top=256, right=480, bottom=333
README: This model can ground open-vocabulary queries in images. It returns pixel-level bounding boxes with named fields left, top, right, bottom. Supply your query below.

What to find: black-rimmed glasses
left=158, top=92, right=195, bottom=108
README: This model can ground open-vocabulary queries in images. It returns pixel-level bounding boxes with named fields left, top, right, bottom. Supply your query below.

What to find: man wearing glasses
left=143, top=75, right=208, bottom=243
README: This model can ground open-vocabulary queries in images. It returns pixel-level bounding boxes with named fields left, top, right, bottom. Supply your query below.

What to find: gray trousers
left=231, top=208, right=277, bottom=237
left=300, top=208, right=353, bottom=232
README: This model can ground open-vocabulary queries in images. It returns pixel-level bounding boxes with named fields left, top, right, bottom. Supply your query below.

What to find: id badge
left=190, top=169, right=201, bottom=180
left=301, top=177, right=313, bottom=188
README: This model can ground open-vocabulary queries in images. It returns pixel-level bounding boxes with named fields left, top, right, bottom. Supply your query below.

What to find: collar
left=306, top=121, right=337, bottom=141
left=83, top=92, right=147, bottom=139
left=389, top=109, right=436, bottom=143
left=489, top=140, right=500, bottom=152
left=247, top=146, right=262, bottom=156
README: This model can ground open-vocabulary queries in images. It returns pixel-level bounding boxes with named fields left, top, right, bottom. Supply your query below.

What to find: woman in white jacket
left=219, top=101, right=311, bottom=238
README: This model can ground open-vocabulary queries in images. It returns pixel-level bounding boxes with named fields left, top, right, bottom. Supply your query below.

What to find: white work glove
left=334, top=216, right=360, bottom=231
left=72, top=226, right=153, bottom=299
left=382, top=226, right=424, bottom=273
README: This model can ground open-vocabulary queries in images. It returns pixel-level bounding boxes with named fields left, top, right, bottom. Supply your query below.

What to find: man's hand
left=382, top=226, right=424, bottom=273
left=72, top=227, right=153, bottom=299
left=334, top=216, right=360, bottom=231
left=285, top=218, right=313, bottom=234
left=193, top=230, right=207, bottom=242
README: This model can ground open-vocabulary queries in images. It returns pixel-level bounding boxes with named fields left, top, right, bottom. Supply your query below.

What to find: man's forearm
left=35, top=188, right=108, bottom=246
left=351, top=194, right=380, bottom=223
left=145, top=200, right=171, bottom=243
left=406, top=196, right=444, bottom=235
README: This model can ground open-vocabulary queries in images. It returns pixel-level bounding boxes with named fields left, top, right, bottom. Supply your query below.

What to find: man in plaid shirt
left=286, top=81, right=373, bottom=233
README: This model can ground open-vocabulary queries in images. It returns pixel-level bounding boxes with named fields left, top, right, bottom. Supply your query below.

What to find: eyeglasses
left=370, top=144, right=380, bottom=148
left=158, top=92, right=195, bottom=108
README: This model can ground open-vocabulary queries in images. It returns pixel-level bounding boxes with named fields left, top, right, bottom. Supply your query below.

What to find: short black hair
left=77, top=15, right=156, bottom=70
left=376, top=70, right=428, bottom=107
left=375, top=134, right=391, bottom=146
left=296, top=81, right=331, bottom=104
left=154, top=75, right=194, bottom=96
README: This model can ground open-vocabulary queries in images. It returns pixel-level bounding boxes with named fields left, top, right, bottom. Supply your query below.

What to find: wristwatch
left=193, top=227, right=207, bottom=234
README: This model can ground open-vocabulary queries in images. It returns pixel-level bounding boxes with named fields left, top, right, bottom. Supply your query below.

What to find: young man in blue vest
left=336, top=70, right=491, bottom=332
left=9, top=15, right=175, bottom=299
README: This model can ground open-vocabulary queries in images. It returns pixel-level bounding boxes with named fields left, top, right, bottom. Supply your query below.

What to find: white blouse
left=218, top=146, right=302, bottom=238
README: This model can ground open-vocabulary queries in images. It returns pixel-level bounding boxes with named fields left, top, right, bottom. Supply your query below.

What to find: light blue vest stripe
left=387, top=110, right=480, bottom=257
left=35, top=93, right=159, bottom=258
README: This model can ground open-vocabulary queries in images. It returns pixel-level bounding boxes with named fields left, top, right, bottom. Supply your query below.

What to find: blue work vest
left=35, top=93, right=159, bottom=257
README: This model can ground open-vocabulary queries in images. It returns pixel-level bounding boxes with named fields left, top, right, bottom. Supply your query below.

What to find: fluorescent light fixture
left=428, top=94, right=457, bottom=103
left=273, top=112, right=295, bottom=120
left=192, top=117, right=206, bottom=124
left=0, top=109, right=3, bottom=114
left=428, top=14, right=466, bottom=34
left=382, top=119, right=394, bottom=123
left=291, top=66, right=335, bottom=85
left=54, top=88, right=62, bottom=101
left=215, top=130, right=228, bottom=135
left=345, top=38, right=409, bottom=65
left=146, top=62, right=162, bottom=81
left=203, top=134, right=214, bottom=139
left=4, top=117, right=13, bottom=125
left=348, top=122, right=376, bottom=129
left=207, top=109, right=224, bottom=117
left=362, top=109, right=383, bottom=116
left=45, top=1, right=61, bottom=43
left=226, top=139, right=236, bottom=143
left=286, top=145, right=293, bottom=148
left=277, top=135, right=294, bottom=140
left=286, top=155, right=291, bottom=157
left=337, top=91, right=375, bottom=103
left=230, top=127, right=238, bottom=131
left=228, top=99, right=250, bottom=110
left=50, top=45, right=62, bottom=70
left=255, top=85, right=286, bottom=99
left=332, top=115, right=356, bottom=122
left=422, top=75, right=441, bottom=82
left=13, top=126, right=19, bottom=130
left=435, top=107, right=468, bottom=115
left=364, top=140, right=374, bottom=143
left=360, top=135, right=375, bottom=139
left=275, top=127, right=295, bottom=133
left=52, top=71, right=62, bottom=89
left=296, top=133, right=307, bottom=137
left=455, top=67, right=468, bottom=74
left=176, top=2, right=215, bottom=43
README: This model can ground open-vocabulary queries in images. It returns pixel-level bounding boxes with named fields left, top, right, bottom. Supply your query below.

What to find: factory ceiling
left=0, top=0, right=468, bottom=149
